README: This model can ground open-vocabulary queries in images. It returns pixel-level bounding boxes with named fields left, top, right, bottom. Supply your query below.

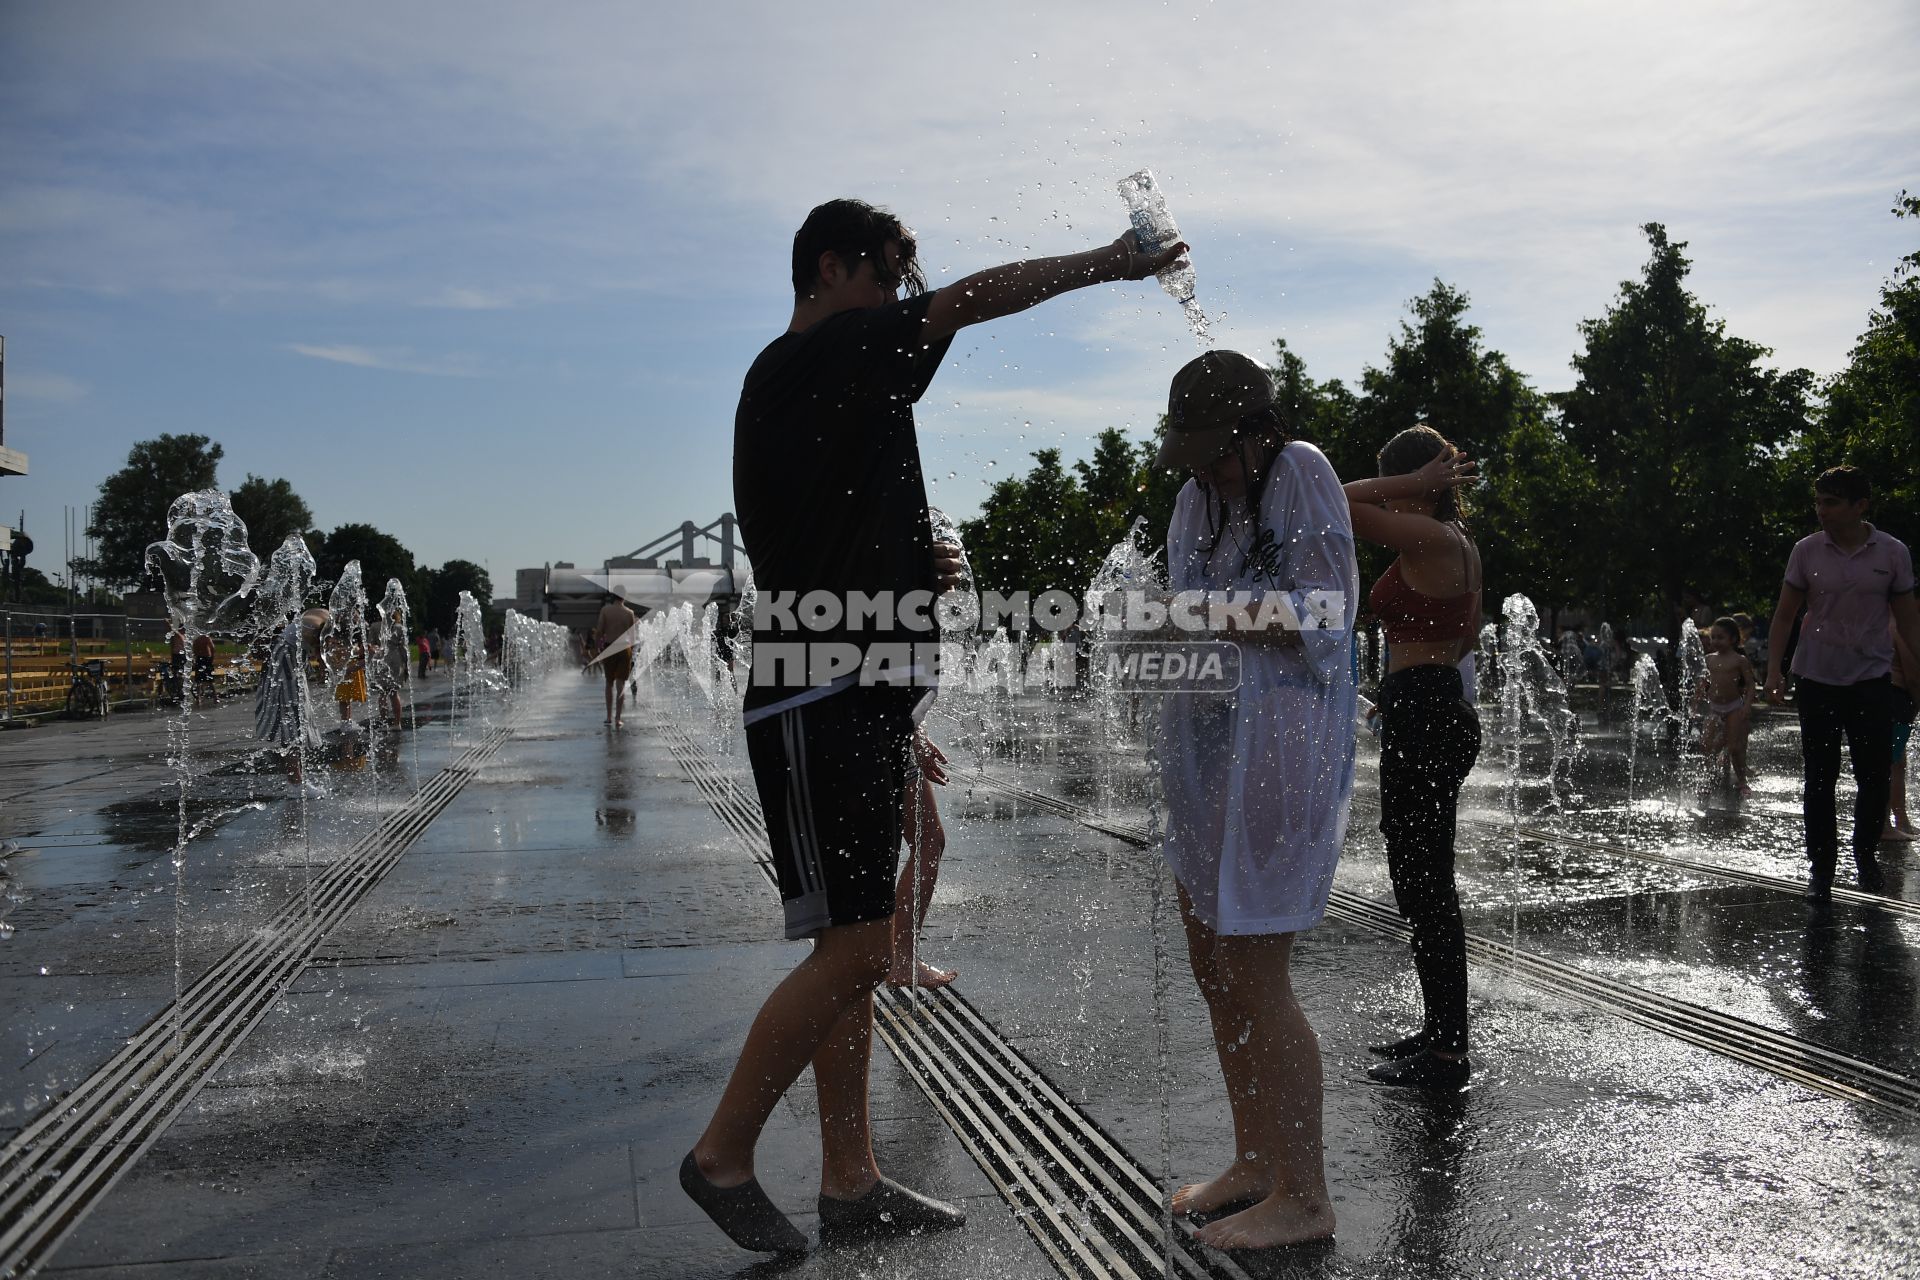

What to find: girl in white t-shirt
left=1152, top=351, right=1357, bottom=1252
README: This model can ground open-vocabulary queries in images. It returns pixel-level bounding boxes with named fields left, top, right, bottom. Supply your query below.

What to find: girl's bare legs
left=889, top=776, right=954, bottom=987
left=1727, top=709, right=1752, bottom=796
left=1172, top=887, right=1335, bottom=1248
left=1172, top=887, right=1268, bottom=1217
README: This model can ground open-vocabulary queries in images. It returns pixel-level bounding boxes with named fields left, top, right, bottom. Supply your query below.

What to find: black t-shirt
left=734, top=291, right=955, bottom=710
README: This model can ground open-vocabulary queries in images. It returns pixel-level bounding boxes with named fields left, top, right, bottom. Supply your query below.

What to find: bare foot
left=887, top=959, right=957, bottom=989
left=1882, top=826, right=1915, bottom=843
left=1738, top=783, right=1753, bottom=799
left=1194, top=1190, right=1335, bottom=1251
left=1171, top=1165, right=1272, bottom=1218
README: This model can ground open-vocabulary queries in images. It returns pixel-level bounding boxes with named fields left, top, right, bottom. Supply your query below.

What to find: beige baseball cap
left=1155, top=350, right=1278, bottom=468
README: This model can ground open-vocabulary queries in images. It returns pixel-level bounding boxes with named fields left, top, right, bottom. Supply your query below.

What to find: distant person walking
left=593, top=591, right=636, bottom=727
left=1344, top=425, right=1482, bottom=1091
left=682, top=197, right=1185, bottom=1256
left=416, top=632, right=431, bottom=681
left=1764, top=466, right=1920, bottom=900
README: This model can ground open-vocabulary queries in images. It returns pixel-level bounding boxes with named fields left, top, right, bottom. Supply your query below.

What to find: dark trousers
left=1796, top=676, right=1894, bottom=874
left=1377, top=663, right=1482, bottom=1054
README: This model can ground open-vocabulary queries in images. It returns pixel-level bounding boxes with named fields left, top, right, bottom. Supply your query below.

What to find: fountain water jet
left=144, top=490, right=265, bottom=1048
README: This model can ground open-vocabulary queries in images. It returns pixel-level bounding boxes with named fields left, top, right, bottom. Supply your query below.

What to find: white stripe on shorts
left=788, top=706, right=828, bottom=899
left=780, top=712, right=817, bottom=896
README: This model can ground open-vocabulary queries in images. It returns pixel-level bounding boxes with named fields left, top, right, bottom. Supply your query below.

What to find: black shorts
left=745, top=688, right=914, bottom=940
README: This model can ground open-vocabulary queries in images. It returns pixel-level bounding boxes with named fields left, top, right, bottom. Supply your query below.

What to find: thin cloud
left=285, top=343, right=480, bottom=377
left=427, top=287, right=521, bottom=311
left=6, top=370, right=89, bottom=402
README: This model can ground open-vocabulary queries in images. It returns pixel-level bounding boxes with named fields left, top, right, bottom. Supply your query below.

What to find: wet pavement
left=2, top=670, right=1918, bottom=1278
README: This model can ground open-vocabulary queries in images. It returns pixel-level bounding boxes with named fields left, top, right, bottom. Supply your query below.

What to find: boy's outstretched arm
left=922, top=234, right=1187, bottom=341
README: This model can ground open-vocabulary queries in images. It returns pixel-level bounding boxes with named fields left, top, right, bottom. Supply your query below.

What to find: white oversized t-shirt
left=1158, top=441, right=1359, bottom=935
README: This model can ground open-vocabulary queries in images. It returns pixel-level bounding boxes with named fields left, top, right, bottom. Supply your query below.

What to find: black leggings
left=1377, top=663, right=1481, bottom=1054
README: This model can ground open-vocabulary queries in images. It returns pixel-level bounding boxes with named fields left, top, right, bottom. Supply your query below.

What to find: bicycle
left=65, top=660, right=110, bottom=720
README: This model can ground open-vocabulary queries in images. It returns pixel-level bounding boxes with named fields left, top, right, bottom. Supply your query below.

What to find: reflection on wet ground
left=2, top=674, right=1916, bottom=1277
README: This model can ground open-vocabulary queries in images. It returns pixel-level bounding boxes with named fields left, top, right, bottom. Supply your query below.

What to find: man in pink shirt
left=1765, top=466, right=1920, bottom=901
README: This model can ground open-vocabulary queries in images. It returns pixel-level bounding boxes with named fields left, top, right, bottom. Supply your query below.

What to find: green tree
left=959, top=428, right=1188, bottom=611
left=422, top=559, right=492, bottom=635
left=228, top=475, right=314, bottom=564
left=1782, top=191, right=1920, bottom=548
left=1347, top=283, right=1574, bottom=615
left=9, top=566, right=70, bottom=607
left=1559, top=224, right=1814, bottom=637
left=1069, top=426, right=1180, bottom=572
left=1353, top=282, right=1532, bottom=463
left=1270, top=338, right=1365, bottom=480
left=77, top=434, right=223, bottom=587
left=961, top=448, right=1081, bottom=602
left=315, top=524, right=417, bottom=617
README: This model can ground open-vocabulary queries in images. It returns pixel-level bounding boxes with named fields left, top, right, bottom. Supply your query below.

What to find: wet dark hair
left=1813, top=464, right=1870, bottom=504
left=1711, top=616, right=1741, bottom=644
left=1196, top=406, right=1294, bottom=573
left=1379, top=423, right=1469, bottom=524
left=791, top=198, right=926, bottom=300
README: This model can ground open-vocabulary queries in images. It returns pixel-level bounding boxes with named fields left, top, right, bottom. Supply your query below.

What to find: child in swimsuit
left=1698, top=616, right=1756, bottom=796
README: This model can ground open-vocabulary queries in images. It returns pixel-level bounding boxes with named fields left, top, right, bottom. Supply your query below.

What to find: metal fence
left=2, top=610, right=180, bottom=720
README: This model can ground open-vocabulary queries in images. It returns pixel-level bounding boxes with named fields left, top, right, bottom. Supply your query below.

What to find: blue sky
left=3, top=0, right=1916, bottom=592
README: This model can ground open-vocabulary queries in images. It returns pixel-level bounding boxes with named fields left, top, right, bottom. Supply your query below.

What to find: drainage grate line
left=0, top=728, right=512, bottom=1279
left=1, top=743, right=487, bottom=1213
left=1482, top=820, right=1920, bottom=918
left=955, top=766, right=1920, bottom=1121
left=871, top=999, right=1134, bottom=1279
left=658, top=725, right=1252, bottom=1280
left=880, top=992, right=1170, bottom=1277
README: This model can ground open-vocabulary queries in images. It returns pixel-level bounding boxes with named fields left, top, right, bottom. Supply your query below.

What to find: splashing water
left=1596, top=621, right=1616, bottom=716
left=247, top=532, right=319, bottom=913
left=0, top=841, right=26, bottom=940
left=324, top=561, right=380, bottom=811
left=1676, top=619, right=1711, bottom=798
left=377, top=577, right=418, bottom=789
left=1085, top=517, right=1166, bottom=816
left=1497, top=594, right=1582, bottom=817
left=1624, top=652, right=1668, bottom=836
left=449, top=591, right=498, bottom=758
left=1558, top=628, right=1586, bottom=686
left=1179, top=297, right=1211, bottom=346
left=145, top=490, right=265, bottom=1049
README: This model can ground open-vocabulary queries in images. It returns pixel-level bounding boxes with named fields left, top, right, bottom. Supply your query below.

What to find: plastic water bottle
left=928, top=507, right=973, bottom=595
left=1117, top=169, right=1196, bottom=305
